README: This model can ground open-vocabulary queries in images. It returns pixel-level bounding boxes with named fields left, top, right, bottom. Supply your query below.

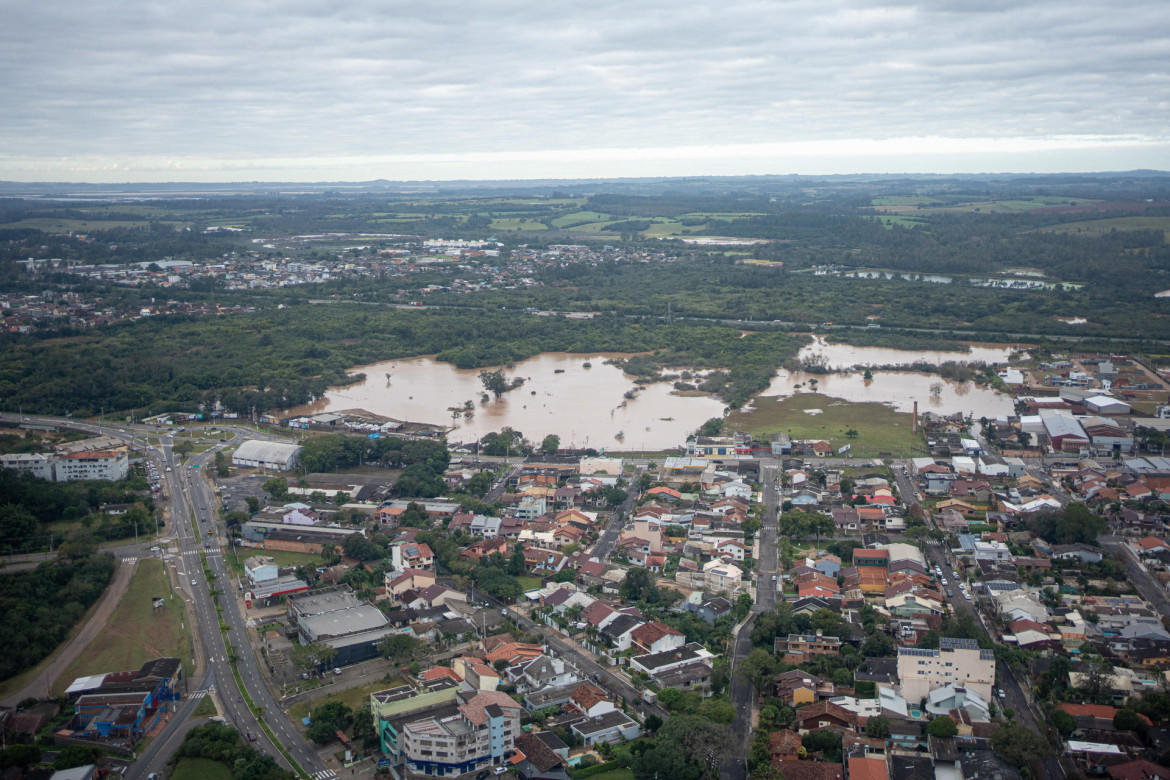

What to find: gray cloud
left=1, top=0, right=1168, bottom=179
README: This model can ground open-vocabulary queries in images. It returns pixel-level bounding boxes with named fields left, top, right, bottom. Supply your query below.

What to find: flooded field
left=797, top=336, right=1017, bottom=369
left=761, top=369, right=1013, bottom=419
left=290, top=339, right=1019, bottom=449
left=287, top=353, right=727, bottom=451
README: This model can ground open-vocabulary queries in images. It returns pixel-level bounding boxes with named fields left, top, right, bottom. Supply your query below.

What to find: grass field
left=287, top=676, right=408, bottom=722
left=726, top=392, right=924, bottom=458
left=550, top=211, right=612, bottom=228
left=52, top=559, right=193, bottom=696
left=171, top=757, right=232, bottom=780
left=492, top=219, right=548, bottom=231
left=193, top=695, right=218, bottom=718
left=517, top=576, right=543, bottom=592
left=571, top=767, right=633, bottom=780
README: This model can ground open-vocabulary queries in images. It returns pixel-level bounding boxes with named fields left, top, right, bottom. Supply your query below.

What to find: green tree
left=738, top=648, right=779, bottom=695
left=620, top=567, right=658, bottom=603
left=53, top=745, right=102, bottom=770
left=696, top=418, right=724, bottom=437
left=0, top=744, right=42, bottom=769
left=926, top=715, right=958, bottom=738
left=1050, top=709, right=1076, bottom=737
left=1114, top=708, right=1146, bottom=734
left=865, top=715, right=891, bottom=739
left=214, top=450, right=229, bottom=477
left=262, top=477, right=288, bottom=500
left=541, top=434, right=561, bottom=455
left=379, top=636, right=421, bottom=664
left=58, top=528, right=98, bottom=561
left=245, top=495, right=260, bottom=514
left=989, top=724, right=1048, bottom=766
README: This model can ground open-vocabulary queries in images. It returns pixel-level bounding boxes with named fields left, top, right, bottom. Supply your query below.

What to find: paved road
left=13, top=416, right=339, bottom=780
left=484, top=594, right=669, bottom=722
left=1101, top=536, right=1170, bottom=617
left=720, top=459, right=779, bottom=780
left=921, top=538, right=1061, bottom=780
left=590, top=467, right=642, bottom=562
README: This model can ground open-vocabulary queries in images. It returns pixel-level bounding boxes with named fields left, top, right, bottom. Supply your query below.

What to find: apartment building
left=401, top=691, right=525, bottom=776
left=897, top=637, right=995, bottom=702
left=53, top=450, right=129, bottom=481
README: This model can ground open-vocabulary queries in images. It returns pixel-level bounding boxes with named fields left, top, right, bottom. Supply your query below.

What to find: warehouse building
left=231, top=439, right=302, bottom=471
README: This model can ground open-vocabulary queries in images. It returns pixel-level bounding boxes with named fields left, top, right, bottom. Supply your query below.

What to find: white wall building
left=53, top=450, right=129, bottom=482
left=897, top=637, right=995, bottom=703
left=232, top=439, right=302, bottom=471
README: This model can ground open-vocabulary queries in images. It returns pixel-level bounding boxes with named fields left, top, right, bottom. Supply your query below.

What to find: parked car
left=477, top=771, right=491, bottom=780
left=333, top=668, right=342, bottom=676
left=494, top=768, right=508, bottom=776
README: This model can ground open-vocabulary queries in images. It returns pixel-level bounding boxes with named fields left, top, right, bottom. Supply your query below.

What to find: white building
left=897, top=637, right=995, bottom=703
left=0, top=452, right=54, bottom=480
left=53, top=450, right=129, bottom=482
left=231, top=439, right=302, bottom=471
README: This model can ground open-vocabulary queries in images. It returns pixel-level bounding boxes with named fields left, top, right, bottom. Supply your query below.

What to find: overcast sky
left=3, top=0, right=1169, bottom=182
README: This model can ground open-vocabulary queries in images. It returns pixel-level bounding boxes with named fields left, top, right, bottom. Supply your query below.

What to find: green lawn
left=725, top=392, right=925, bottom=458
left=171, top=757, right=233, bottom=780
left=517, top=576, right=543, bottom=592
left=193, top=695, right=218, bottom=718
left=52, top=559, right=193, bottom=696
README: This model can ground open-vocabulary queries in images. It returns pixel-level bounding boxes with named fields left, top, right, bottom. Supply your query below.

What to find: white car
left=940, top=578, right=948, bottom=586
left=191, top=579, right=197, bottom=586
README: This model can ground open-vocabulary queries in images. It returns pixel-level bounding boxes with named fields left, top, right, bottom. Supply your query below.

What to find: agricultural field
left=725, top=392, right=925, bottom=458
left=52, top=559, right=193, bottom=695
left=1039, top=215, right=1170, bottom=238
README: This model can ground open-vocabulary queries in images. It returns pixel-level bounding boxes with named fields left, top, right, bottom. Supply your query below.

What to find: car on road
left=940, top=578, right=948, bottom=585
left=997, top=688, right=1006, bottom=698
left=591, top=673, right=601, bottom=682
left=493, top=768, right=508, bottom=776
left=946, top=589, right=954, bottom=598
left=247, top=731, right=258, bottom=742
left=191, top=579, right=197, bottom=586
left=477, top=771, right=491, bottom=780
left=334, top=667, right=342, bottom=675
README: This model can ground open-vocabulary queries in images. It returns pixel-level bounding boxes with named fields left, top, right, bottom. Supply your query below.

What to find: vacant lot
left=53, top=559, right=192, bottom=695
left=226, top=548, right=323, bottom=575
left=726, top=392, right=925, bottom=458
left=287, top=676, right=408, bottom=723
left=171, top=757, right=232, bottom=780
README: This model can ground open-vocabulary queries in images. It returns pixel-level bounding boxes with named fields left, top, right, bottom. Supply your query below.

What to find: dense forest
left=0, top=554, right=116, bottom=681
left=0, top=306, right=802, bottom=417
left=169, top=721, right=295, bottom=780
left=0, top=466, right=156, bottom=553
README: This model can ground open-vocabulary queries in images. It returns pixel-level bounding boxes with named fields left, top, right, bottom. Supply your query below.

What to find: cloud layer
left=3, top=0, right=1169, bottom=180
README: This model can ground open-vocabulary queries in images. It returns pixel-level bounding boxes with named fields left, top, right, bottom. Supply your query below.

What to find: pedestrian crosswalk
left=311, top=771, right=338, bottom=780
left=122, top=557, right=138, bottom=564
left=189, top=690, right=208, bottom=700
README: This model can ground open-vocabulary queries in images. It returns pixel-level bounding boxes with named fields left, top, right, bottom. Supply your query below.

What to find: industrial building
left=231, top=439, right=302, bottom=471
